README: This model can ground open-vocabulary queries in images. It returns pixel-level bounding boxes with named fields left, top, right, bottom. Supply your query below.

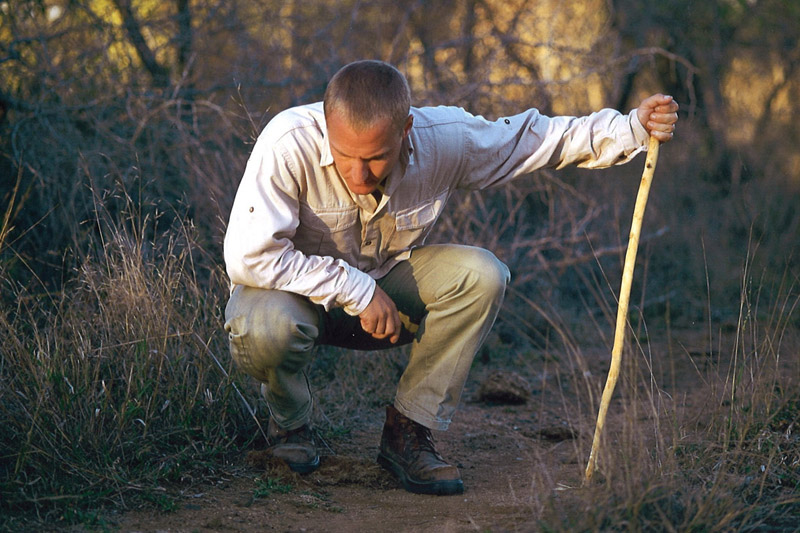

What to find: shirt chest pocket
left=295, top=204, right=360, bottom=258
left=390, top=191, right=448, bottom=252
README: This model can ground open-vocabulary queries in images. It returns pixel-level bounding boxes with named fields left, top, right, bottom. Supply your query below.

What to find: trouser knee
left=454, top=247, right=510, bottom=300
left=224, top=286, right=319, bottom=382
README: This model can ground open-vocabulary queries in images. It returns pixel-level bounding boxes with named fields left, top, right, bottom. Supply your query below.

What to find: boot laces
left=401, top=418, right=439, bottom=457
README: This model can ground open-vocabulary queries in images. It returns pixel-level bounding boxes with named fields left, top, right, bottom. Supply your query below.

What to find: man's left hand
left=636, top=94, right=679, bottom=143
left=359, top=285, right=402, bottom=344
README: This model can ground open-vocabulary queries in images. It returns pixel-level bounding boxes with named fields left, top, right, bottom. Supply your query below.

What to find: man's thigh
left=377, top=243, right=508, bottom=325
left=384, top=244, right=507, bottom=304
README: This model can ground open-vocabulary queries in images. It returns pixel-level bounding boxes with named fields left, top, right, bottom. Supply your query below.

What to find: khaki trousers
left=224, top=244, right=510, bottom=431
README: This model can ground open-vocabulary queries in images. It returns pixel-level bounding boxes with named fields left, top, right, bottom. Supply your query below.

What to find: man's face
left=327, top=112, right=412, bottom=195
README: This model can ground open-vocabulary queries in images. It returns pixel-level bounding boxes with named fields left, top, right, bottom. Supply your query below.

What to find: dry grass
left=0, top=182, right=260, bottom=527
left=2, top=11, right=799, bottom=527
left=525, top=247, right=800, bottom=531
left=1, top=184, right=797, bottom=532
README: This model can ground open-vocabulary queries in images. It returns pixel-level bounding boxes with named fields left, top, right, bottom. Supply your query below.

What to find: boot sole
left=377, top=453, right=464, bottom=495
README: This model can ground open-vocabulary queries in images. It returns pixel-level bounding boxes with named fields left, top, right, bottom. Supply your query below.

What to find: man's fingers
left=388, top=313, right=401, bottom=344
left=660, top=98, right=679, bottom=112
left=651, top=93, right=675, bottom=107
left=650, top=110, right=678, bottom=123
left=360, top=315, right=376, bottom=335
left=359, top=286, right=402, bottom=343
left=649, top=114, right=677, bottom=142
left=648, top=118, right=676, bottom=132
left=373, top=316, right=402, bottom=342
left=365, top=314, right=401, bottom=343
left=372, top=315, right=387, bottom=337
left=645, top=97, right=678, bottom=143
left=362, top=314, right=388, bottom=338
left=637, top=94, right=678, bottom=143
left=650, top=130, right=673, bottom=143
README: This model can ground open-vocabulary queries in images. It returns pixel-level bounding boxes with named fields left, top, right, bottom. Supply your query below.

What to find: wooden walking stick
left=584, top=135, right=661, bottom=483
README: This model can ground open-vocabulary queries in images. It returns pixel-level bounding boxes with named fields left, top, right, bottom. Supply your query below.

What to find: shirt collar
left=399, top=134, right=414, bottom=168
left=381, top=136, right=414, bottom=197
left=320, top=114, right=335, bottom=167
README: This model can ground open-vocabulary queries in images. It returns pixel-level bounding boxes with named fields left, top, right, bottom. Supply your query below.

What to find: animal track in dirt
left=246, top=451, right=397, bottom=491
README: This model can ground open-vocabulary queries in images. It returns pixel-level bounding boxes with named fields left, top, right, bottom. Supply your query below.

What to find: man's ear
left=402, top=115, right=413, bottom=137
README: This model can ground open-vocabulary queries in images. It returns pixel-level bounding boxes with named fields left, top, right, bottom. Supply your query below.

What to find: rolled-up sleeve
left=459, top=107, right=650, bottom=190
left=224, top=124, right=375, bottom=316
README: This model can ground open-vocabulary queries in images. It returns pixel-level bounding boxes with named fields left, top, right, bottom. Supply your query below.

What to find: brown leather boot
left=377, top=405, right=464, bottom=495
left=267, top=418, right=320, bottom=474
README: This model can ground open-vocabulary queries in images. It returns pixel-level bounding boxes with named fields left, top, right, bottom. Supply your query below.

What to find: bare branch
left=111, top=0, right=170, bottom=88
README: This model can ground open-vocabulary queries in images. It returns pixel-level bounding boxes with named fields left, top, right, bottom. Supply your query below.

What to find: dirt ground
left=111, top=333, right=713, bottom=533
left=114, top=402, right=585, bottom=533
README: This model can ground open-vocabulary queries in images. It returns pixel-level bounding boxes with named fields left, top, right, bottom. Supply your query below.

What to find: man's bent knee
left=454, top=246, right=510, bottom=299
left=224, top=287, right=320, bottom=382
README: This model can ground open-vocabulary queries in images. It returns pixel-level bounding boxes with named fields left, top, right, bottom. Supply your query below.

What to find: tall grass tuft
left=0, top=180, right=257, bottom=525
left=534, top=250, right=800, bottom=531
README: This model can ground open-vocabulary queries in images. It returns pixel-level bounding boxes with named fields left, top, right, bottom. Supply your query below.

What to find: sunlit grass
left=2, top=169, right=798, bottom=532
left=0, top=182, right=260, bottom=528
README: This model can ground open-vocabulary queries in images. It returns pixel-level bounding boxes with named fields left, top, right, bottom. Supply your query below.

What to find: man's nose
left=351, top=160, right=369, bottom=183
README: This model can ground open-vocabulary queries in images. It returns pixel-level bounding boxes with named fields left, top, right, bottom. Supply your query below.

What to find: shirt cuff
left=628, top=108, right=650, bottom=146
left=340, top=265, right=376, bottom=316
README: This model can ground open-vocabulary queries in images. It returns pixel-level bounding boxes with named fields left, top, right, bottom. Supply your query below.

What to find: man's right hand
left=359, top=285, right=401, bottom=344
left=636, top=93, right=679, bottom=143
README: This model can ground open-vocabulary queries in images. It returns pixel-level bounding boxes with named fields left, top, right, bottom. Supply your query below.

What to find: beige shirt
left=224, top=102, right=649, bottom=316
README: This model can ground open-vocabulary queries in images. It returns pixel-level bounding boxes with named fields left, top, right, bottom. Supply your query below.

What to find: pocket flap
left=395, top=192, right=448, bottom=231
left=299, top=203, right=359, bottom=233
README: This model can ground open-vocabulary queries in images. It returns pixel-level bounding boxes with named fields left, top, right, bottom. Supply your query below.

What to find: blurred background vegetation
left=2, top=0, right=799, bottom=319
left=1, top=0, right=799, bottom=528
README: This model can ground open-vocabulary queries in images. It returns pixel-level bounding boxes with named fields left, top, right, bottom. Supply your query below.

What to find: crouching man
left=223, top=60, right=678, bottom=495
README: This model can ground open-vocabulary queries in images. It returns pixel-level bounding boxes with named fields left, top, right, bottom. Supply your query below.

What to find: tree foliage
left=1, top=0, right=798, bottom=302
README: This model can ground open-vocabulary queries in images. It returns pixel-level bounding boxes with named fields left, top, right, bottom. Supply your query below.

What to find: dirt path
left=115, top=394, right=590, bottom=532
left=114, top=331, right=719, bottom=532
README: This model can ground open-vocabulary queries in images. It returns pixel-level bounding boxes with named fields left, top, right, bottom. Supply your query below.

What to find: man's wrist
left=629, top=108, right=650, bottom=145
left=341, top=267, right=377, bottom=316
